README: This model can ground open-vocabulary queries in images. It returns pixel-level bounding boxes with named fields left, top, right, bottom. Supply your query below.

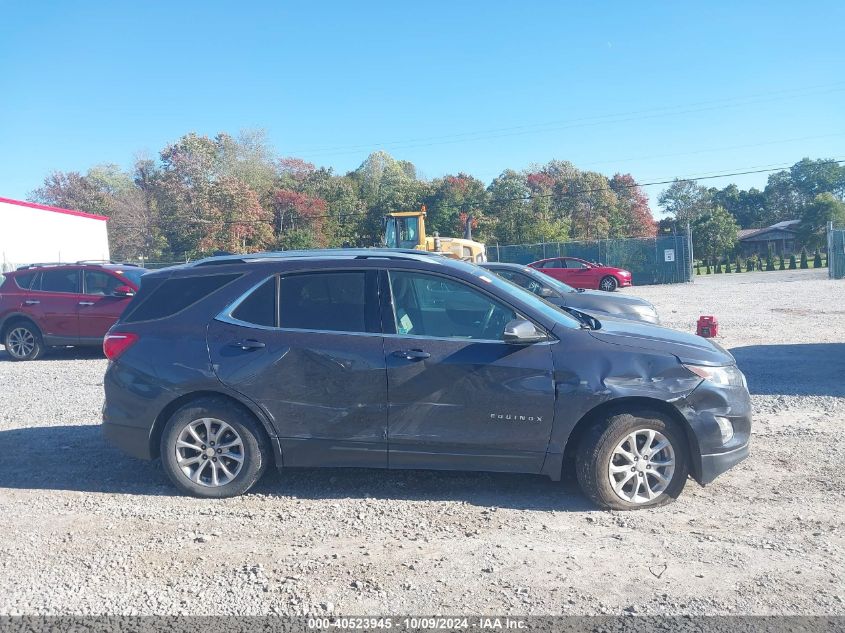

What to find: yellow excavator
left=382, top=206, right=486, bottom=263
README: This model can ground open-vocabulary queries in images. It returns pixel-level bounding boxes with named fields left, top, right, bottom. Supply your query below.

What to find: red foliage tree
left=609, top=173, right=657, bottom=238
left=273, top=189, right=329, bottom=246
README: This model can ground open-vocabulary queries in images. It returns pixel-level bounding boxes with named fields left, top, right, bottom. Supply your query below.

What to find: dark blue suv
left=102, top=249, right=751, bottom=510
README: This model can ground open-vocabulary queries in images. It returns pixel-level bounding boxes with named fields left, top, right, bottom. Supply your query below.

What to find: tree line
left=657, top=158, right=845, bottom=263
left=28, top=130, right=657, bottom=261
left=27, top=130, right=844, bottom=264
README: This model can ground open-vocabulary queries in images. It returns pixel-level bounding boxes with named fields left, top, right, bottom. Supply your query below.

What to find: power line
left=286, top=83, right=845, bottom=158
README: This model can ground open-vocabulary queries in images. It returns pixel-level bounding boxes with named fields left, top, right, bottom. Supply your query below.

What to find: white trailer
left=0, top=196, right=110, bottom=271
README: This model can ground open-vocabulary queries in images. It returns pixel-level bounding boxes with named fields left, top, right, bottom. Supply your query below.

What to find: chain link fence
left=828, top=223, right=845, bottom=280
left=487, top=233, right=693, bottom=286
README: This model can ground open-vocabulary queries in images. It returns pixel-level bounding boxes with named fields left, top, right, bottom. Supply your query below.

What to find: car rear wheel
left=160, top=397, right=270, bottom=498
left=576, top=410, right=689, bottom=510
left=599, top=275, right=618, bottom=292
left=4, top=321, right=44, bottom=361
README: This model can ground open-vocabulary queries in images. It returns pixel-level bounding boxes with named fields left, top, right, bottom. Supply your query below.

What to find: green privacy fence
left=828, top=224, right=845, bottom=280
left=487, top=233, right=694, bottom=286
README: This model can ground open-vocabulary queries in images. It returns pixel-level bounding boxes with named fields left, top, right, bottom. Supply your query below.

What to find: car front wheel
left=599, top=275, right=618, bottom=292
left=160, top=397, right=270, bottom=498
left=576, top=410, right=689, bottom=510
left=4, top=321, right=44, bottom=361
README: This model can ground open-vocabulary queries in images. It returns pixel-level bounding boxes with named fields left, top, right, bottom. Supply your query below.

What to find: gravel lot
left=1, top=268, right=843, bottom=616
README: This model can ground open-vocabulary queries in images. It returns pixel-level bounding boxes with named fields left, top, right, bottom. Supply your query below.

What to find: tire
left=4, top=321, right=45, bottom=361
left=599, top=275, right=618, bottom=292
left=160, top=397, right=270, bottom=498
left=576, top=410, right=689, bottom=510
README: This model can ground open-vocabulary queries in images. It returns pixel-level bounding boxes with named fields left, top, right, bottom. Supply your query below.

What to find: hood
left=571, top=289, right=652, bottom=308
left=587, top=315, right=734, bottom=366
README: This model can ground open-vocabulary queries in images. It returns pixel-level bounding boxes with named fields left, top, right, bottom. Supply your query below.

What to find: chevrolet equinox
left=102, top=249, right=751, bottom=510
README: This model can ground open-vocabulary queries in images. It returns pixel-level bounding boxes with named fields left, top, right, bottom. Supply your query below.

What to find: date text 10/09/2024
left=307, top=617, right=528, bottom=630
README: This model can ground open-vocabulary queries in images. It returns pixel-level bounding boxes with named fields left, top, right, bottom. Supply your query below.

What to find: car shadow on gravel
left=0, top=424, right=593, bottom=510
left=730, top=343, right=845, bottom=397
left=0, top=347, right=105, bottom=362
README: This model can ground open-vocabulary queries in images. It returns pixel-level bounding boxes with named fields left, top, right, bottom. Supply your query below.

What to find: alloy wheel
left=7, top=327, right=36, bottom=359
left=175, top=418, right=245, bottom=487
left=600, top=277, right=617, bottom=292
left=608, top=429, right=676, bottom=504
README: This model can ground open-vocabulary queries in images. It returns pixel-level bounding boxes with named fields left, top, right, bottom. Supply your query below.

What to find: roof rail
left=191, top=248, right=446, bottom=267
left=16, top=262, right=68, bottom=270
left=75, top=260, right=141, bottom=267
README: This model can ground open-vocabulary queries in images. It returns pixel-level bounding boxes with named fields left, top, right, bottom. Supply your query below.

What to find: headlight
left=684, top=364, right=747, bottom=388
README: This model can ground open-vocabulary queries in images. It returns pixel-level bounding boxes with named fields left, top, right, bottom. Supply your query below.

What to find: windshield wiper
left=562, top=307, right=601, bottom=330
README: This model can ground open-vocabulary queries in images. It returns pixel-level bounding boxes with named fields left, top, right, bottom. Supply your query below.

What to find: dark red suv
left=0, top=262, right=147, bottom=361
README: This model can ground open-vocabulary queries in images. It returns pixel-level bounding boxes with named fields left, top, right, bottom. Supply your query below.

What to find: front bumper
left=677, top=378, right=752, bottom=485
left=699, top=442, right=749, bottom=484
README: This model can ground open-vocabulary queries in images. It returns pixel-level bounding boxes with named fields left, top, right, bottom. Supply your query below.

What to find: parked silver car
left=481, top=262, right=659, bottom=324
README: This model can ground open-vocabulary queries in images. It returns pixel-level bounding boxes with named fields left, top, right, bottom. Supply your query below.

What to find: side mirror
left=503, top=319, right=547, bottom=344
left=538, top=286, right=555, bottom=298
left=113, top=285, right=135, bottom=297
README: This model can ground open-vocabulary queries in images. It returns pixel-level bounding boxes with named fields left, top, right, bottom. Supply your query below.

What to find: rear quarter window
left=123, top=273, right=241, bottom=323
left=14, top=272, right=36, bottom=289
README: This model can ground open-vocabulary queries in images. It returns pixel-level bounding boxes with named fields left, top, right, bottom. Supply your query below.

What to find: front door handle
left=230, top=339, right=266, bottom=350
left=392, top=349, right=430, bottom=361
left=78, top=301, right=95, bottom=306
left=24, top=300, right=40, bottom=305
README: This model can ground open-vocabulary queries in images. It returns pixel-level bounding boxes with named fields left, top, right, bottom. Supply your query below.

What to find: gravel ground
left=0, top=268, right=843, bottom=616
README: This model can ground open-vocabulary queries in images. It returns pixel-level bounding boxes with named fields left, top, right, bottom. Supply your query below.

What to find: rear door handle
left=78, top=301, right=95, bottom=306
left=392, top=349, right=430, bottom=361
left=230, top=339, right=266, bottom=350
left=24, top=300, right=40, bottom=305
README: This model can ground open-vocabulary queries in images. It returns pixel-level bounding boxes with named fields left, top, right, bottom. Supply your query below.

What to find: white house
left=0, top=196, right=110, bottom=271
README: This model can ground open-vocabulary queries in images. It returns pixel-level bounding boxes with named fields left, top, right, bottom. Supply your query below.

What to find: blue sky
left=1, top=1, right=843, bottom=213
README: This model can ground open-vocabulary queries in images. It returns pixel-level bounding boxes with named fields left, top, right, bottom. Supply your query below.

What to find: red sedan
left=528, top=256, right=632, bottom=291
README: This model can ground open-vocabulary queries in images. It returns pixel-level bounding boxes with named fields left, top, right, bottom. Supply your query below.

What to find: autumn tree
left=658, top=179, right=711, bottom=224
left=486, top=170, right=531, bottom=244
left=609, top=173, right=656, bottom=237
left=423, top=174, right=489, bottom=240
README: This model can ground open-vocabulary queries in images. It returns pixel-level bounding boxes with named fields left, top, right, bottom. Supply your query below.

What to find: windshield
left=455, top=261, right=582, bottom=329
left=385, top=216, right=420, bottom=249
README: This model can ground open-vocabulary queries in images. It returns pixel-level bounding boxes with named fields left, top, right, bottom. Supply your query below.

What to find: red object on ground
left=697, top=315, right=719, bottom=338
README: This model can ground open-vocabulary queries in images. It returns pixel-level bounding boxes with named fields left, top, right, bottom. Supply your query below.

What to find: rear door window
left=231, top=277, right=277, bottom=328
left=279, top=271, right=372, bottom=333
left=39, top=270, right=80, bottom=293
left=541, top=260, right=562, bottom=269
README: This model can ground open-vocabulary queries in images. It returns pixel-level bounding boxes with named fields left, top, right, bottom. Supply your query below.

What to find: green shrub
left=800, top=247, right=809, bottom=269
left=778, top=255, right=786, bottom=270
left=724, top=258, right=732, bottom=273
left=814, top=250, right=823, bottom=268
left=735, top=255, right=743, bottom=272
left=789, top=253, right=797, bottom=269
left=766, top=254, right=775, bottom=271
left=757, top=258, right=763, bottom=271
